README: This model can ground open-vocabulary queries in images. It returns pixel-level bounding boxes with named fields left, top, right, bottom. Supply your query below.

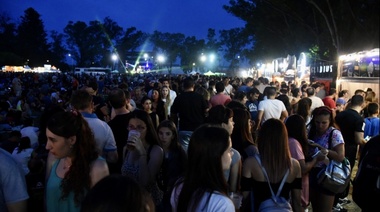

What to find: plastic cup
left=127, top=130, right=140, bottom=150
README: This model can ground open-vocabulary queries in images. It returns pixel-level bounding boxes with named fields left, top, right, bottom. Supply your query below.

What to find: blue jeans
left=178, top=131, right=193, bottom=154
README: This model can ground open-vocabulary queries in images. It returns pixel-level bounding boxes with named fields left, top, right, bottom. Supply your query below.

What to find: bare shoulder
left=150, top=145, right=164, bottom=155
left=242, top=156, right=259, bottom=172
left=291, top=158, right=302, bottom=177
left=90, top=158, right=109, bottom=187
left=91, top=158, right=109, bottom=171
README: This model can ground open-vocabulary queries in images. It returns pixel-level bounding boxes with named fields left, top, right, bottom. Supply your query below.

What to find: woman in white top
left=12, top=136, right=35, bottom=175
left=171, top=125, right=235, bottom=211
left=161, top=86, right=172, bottom=120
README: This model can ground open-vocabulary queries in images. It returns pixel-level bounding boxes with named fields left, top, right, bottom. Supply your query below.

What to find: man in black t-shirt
left=336, top=95, right=366, bottom=166
left=335, top=95, right=366, bottom=202
left=107, top=88, right=131, bottom=174
left=170, top=77, right=208, bottom=153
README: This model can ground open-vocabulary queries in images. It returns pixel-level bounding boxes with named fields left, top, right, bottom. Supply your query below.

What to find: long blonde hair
left=257, top=119, right=292, bottom=182
left=161, top=86, right=171, bottom=120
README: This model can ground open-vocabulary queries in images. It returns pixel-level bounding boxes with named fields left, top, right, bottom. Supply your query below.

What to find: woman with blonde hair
left=161, top=86, right=172, bottom=120
left=241, top=119, right=303, bottom=211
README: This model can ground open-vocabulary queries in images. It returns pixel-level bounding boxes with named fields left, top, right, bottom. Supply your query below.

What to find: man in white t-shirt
left=223, top=77, right=234, bottom=97
left=306, top=87, right=325, bottom=113
left=0, top=148, right=29, bottom=212
left=256, top=87, right=288, bottom=130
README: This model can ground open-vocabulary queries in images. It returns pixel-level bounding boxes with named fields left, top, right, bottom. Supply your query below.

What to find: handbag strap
left=254, top=154, right=289, bottom=198
left=328, top=128, right=336, bottom=150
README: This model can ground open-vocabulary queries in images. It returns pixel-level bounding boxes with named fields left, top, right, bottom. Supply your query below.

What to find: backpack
left=254, top=154, right=293, bottom=212
left=352, top=135, right=380, bottom=210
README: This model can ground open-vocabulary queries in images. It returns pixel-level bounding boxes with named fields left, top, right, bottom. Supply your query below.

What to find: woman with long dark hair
left=230, top=107, right=258, bottom=161
left=121, top=109, right=164, bottom=208
left=206, top=105, right=241, bottom=193
left=157, top=120, right=187, bottom=212
left=307, top=106, right=345, bottom=212
left=171, top=125, right=235, bottom=211
left=45, top=111, right=109, bottom=212
left=151, top=88, right=166, bottom=123
left=285, top=114, right=325, bottom=210
left=296, top=97, right=312, bottom=126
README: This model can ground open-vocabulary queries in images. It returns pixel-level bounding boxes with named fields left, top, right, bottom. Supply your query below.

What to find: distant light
left=209, top=54, right=215, bottom=63
left=112, top=54, right=117, bottom=61
left=200, top=55, right=206, bottom=62
left=157, top=55, right=165, bottom=63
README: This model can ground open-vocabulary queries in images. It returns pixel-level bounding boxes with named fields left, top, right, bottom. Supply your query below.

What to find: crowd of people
left=0, top=70, right=379, bottom=212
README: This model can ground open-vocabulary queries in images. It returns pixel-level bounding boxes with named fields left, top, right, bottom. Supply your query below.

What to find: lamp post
left=157, top=54, right=165, bottom=72
left=68, top=54, right=74, bottom=72
left=200, top=53, right=207, bottom=72
left=143, top=53, right=149, bottom=71
left=112, top=54, right=118, bottom=71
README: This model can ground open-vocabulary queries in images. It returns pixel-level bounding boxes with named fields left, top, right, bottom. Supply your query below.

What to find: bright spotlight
left=157, top=55, right=165, bottom=63
left=209, top=54, right=215, bottom=63
left=112, top=54, right=117, bottom=61
left=200, top=55, right=207, bottom=62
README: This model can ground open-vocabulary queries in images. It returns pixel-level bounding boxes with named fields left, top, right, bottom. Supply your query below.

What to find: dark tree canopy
left=0, top=3, right=377, bottom=72
left=223, top=0, right=379, bottom=62
left=16, top=7, right=50, bottom=67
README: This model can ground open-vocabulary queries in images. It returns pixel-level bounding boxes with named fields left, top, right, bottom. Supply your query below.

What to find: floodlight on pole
left=200, top=54, right=207, bottom=62
left=112, top=54, right=118, bottom=70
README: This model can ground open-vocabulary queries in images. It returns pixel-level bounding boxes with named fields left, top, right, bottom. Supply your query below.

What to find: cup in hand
left=127, top=130, right=140, bottom=150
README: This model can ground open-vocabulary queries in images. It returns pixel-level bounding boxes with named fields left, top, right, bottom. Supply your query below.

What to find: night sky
left=3, top=0, right=245, bottom=39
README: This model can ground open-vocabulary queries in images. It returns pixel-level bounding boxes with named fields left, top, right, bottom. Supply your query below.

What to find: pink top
left=288, top=137, right=309, bottom=208
left=209, top=93, right=231, bottom=107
